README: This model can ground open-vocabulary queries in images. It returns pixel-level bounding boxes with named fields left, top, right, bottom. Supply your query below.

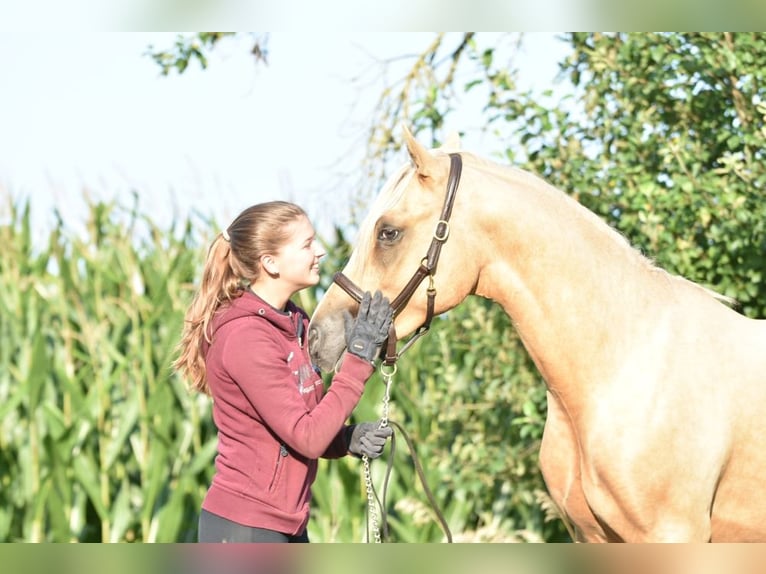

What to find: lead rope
left=361, top=364, right=454, bottom=544
left=362, top=364, right=394, bottom=543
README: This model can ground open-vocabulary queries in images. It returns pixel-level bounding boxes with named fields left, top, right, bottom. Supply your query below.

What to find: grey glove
left=343, top=290, right=393, bottom=363
left=346, top=422, right=393, bottom=459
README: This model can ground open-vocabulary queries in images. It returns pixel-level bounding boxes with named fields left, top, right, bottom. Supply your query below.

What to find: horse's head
left=309, top=126, right=481, bottom=372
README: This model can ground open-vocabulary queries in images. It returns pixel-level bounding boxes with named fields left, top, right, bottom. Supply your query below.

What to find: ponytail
left=174, top=234, right=241, bottom=394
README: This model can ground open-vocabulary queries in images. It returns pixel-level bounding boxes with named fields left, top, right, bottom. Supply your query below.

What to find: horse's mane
left=467, top=152, right=738, bottom=309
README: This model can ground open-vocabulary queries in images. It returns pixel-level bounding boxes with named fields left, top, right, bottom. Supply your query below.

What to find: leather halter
left=333, top=153, right=463, bottom=366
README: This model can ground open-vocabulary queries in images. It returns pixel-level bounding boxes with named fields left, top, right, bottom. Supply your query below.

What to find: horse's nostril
left=308, top=326, right=319, bottom=348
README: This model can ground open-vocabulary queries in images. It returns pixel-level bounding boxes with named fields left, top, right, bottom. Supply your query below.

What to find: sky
left=0, top=33, right=569, bottom=242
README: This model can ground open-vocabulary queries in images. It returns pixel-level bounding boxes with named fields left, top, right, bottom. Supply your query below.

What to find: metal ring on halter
left=433, top=219, right=450, bottom=241
left=379, top=362, right=397, bottom=377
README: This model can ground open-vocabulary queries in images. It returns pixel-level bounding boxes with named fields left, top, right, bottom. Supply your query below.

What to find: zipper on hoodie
left=268, top=444, right=289, bottom=492
left=295, top=316, right=304, bottom=348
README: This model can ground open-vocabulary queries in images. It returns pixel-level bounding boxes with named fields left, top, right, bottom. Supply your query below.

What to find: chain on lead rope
left=360, top=364, right=454, bottom=544
left=362, top=364, right=395, bottom=544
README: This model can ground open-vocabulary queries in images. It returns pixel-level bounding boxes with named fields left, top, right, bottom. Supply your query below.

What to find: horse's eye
left=377, top=227, right=401, bottom=245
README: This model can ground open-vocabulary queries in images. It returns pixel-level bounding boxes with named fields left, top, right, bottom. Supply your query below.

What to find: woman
left=174, top=201, right=393, bottom=543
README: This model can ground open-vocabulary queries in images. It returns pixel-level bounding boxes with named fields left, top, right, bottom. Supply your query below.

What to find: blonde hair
left=173, top=201, right=308, bottom=394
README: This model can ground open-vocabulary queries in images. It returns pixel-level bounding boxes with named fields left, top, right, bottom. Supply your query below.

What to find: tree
left=147, top=32, right=268, bottom=76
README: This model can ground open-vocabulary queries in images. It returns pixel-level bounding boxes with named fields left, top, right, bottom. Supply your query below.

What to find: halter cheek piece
left=334, top=153, right=463, bottom=366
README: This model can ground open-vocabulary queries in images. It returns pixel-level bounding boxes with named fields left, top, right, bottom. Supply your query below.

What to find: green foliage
left=146, top=33, right=267, bottom=76
left=0, top=196, right=215, bottom=541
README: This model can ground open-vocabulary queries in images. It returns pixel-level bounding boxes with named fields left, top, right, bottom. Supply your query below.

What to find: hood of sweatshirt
left=204, top=290, right=308, bottom=355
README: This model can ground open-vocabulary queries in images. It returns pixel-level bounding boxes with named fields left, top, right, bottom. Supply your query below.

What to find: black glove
left=343, top=290, right=393, bottom=363
left=346, top=422, right=393, bottom=459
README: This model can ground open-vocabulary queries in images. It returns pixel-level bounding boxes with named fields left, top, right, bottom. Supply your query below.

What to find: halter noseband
left=333, top=153, right=463, bottom=366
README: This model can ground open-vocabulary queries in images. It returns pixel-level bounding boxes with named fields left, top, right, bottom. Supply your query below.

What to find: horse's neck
left=472, top=166, right=670, bottom=394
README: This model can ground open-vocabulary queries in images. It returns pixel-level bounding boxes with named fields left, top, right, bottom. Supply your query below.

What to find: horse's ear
left=441, top=131, right=461, bottom=151
left=402, top=124, right=439, bottom=178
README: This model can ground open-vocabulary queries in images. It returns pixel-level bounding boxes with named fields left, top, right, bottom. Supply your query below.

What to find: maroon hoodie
left=200, top=290, right=373, bottom=535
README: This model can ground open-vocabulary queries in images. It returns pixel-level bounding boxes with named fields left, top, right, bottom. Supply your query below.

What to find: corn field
left=0, top=195, right=563, bottom=543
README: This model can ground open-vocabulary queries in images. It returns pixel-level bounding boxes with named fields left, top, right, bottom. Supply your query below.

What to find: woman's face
left=272, top=216, right=326, bottom=293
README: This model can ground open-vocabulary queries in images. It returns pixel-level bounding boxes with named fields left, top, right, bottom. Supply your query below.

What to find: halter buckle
left=434, top=219, right=450, bottom=242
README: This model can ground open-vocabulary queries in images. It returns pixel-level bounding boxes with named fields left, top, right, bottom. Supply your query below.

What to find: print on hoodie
left=287, top=351, right=321, bottom=396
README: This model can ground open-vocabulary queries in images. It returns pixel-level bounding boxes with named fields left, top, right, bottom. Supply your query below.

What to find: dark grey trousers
left=198, top=509, right=309, bottom=543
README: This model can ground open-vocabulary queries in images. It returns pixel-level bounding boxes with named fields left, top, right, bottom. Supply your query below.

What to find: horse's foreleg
left=580, top=450, right=715, bottom=542
left=539, top=393, right=608, bottom=542
left=585, top=489, right=712, bottom=542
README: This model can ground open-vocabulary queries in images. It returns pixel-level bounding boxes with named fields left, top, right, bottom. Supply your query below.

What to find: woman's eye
left=377, top=227, right=401, bottom=244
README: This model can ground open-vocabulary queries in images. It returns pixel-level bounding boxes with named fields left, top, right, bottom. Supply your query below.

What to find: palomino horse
left=308, top=127, right=766, bottom=542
